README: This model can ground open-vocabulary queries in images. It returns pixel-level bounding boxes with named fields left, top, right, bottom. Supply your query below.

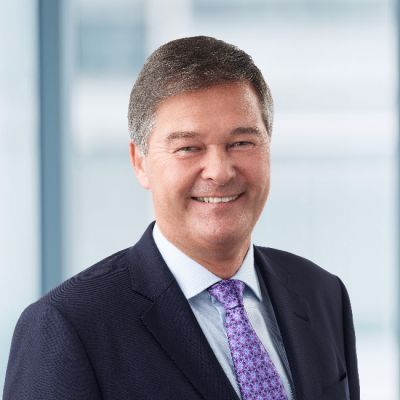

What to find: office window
left=0, top=0, right=39, bottom=393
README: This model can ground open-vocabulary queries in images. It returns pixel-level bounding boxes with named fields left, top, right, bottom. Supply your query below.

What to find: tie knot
left=208, top=279, right=245, bottom=309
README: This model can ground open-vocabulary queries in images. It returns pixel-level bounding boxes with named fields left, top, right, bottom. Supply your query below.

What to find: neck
left=157, top=225, right=251, bottom=279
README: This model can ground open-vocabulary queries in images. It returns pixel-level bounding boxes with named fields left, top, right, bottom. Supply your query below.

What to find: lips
left=192, top=194, right=241, bottom=203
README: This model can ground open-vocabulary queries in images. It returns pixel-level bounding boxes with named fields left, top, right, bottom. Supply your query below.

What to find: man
left=4, top=36, right=359, bottom=400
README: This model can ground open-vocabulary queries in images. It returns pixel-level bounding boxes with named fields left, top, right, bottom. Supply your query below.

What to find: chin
left=197, top=223, right=250, bottom=247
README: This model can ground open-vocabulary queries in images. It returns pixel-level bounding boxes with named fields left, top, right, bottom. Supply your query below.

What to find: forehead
left=151, top=83, right=266, bottom=138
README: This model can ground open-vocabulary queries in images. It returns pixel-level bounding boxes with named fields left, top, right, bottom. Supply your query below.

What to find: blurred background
left=0, top=0, right=397, bottom=397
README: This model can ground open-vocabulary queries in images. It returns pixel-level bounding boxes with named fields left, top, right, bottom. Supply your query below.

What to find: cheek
left=243, top=155, right=270, bottom=187
left=150, top=162, right=197, bottom=198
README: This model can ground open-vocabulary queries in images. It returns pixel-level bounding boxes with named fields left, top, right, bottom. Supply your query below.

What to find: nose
left=201, top=147, right=236, bottom=185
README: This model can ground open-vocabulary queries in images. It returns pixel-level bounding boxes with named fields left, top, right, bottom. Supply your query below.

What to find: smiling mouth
left=192, top=194, right=242, bottom=204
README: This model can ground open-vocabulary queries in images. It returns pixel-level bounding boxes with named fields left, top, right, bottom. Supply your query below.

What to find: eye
left=175, top=146, right=200, bottom=154
left=230, top=141, right=254, bottom=149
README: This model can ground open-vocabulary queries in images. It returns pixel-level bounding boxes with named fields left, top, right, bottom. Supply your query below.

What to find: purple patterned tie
left=208, top=279, right=288, bottom=400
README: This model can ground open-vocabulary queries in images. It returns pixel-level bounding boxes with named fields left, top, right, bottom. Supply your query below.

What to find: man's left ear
left=129, top=141, right=150, bottom=190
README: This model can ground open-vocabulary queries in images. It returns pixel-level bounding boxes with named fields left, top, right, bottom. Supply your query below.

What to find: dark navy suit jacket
left=4, top=223, right=359, bottom=399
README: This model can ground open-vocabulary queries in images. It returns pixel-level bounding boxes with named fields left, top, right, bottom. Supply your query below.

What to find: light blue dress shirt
left=153, top=224, right=294, bottom=399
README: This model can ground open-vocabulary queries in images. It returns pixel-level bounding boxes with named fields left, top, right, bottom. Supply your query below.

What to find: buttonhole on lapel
left=293, top=311, right=309, bottom=322
left=339, top=372, right=347, bottom=381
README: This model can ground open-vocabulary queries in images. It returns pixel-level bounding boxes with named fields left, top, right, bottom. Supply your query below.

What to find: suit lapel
left=254, top=246, right=327, bottom=400
left=128, top=224, right=239, bottom=400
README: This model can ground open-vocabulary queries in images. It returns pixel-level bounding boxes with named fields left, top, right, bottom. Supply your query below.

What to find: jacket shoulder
left=26, top=247, right=134, bottom=323
left=254, top=245, right=340, bottom=295
left=256, top=246, right=336, bottom=276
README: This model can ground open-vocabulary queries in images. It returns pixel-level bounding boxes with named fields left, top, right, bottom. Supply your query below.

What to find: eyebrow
left=165, top=126, right=264, bottom=143
left=230, top=126, right=264, bottom=136
left=166, top=131, right=199, bottom=142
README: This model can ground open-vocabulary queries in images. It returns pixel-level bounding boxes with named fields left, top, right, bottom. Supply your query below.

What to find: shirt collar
left=152, top=223, right=262, bottom=301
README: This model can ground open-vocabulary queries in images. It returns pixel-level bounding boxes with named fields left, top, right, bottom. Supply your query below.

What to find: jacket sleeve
left=3, top=302, right=102, bottom=400
left=338, top=278, right=360, bottom=400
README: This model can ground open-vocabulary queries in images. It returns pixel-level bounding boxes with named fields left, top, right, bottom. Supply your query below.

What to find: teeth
left=195, top=195, right=239, bottom=203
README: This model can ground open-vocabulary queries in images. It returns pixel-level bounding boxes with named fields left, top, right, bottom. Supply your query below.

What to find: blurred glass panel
left=76, top=3, right=145, bottom=75
left=66, top=0, right=151, bottom=275
left=0, top=0, right=39, bottom=393
left=66, top=0, right=397, bottom=398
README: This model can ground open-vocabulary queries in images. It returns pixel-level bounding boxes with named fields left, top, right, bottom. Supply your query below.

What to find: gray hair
left=128, top=36, right=273, bottom=154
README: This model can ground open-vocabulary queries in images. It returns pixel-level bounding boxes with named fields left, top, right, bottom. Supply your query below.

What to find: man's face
left=131, top=82, right=270, bottom=254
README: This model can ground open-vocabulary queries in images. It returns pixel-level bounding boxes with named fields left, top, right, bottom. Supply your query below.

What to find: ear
left=129, top=141, right=151, bottom=189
